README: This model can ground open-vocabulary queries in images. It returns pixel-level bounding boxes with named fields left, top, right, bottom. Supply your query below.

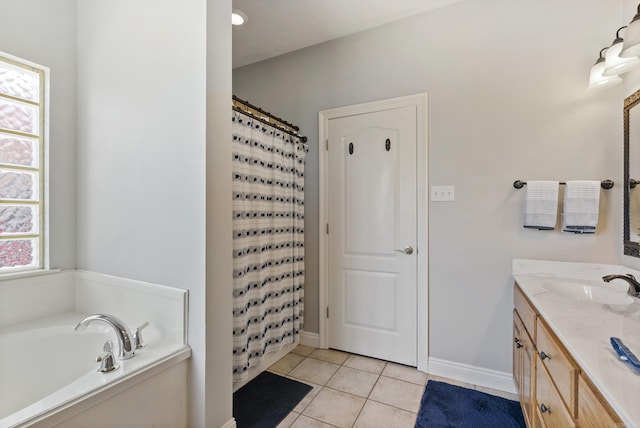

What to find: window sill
left=0, top=268, right=63, bottom=282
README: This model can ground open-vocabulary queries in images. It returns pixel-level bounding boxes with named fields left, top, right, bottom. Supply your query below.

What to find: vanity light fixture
left=587, top=48, right=623, bottom=91
left=621, top=4, right=640, bottom=58
left=232, top=9, right=248, bottom=26
left=604, top=27, right=640, bottom=76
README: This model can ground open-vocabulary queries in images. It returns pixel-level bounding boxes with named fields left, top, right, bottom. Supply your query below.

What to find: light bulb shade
left=604, top=40, right=640, bottom=76
left=588, top=60, right=622, bottom=91
left=232, top=9, right=247, bottom=26
left=620, top=17, right=640, bottom=58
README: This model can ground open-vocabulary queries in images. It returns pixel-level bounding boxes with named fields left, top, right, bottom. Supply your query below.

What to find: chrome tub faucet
left=602, top=274, right=640, bottom=297
left=75, top=314, right=136, bottom=360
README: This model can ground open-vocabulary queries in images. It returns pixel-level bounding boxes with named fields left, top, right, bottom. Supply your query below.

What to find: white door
left=327, top=105, right=417, bottom=366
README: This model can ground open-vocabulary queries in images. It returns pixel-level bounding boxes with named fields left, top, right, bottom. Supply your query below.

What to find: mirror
left=624, top=89, right=640, bottom=257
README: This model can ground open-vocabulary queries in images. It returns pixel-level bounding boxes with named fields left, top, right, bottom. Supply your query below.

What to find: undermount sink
left=542, top=281, right=635, bottom=305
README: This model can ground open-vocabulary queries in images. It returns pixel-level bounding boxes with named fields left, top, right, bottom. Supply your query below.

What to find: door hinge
left=326, top=307, right=329, bottom=318
left=326, top=223, right=329, bottom=234
left=325, top=139, right=329, bottom=151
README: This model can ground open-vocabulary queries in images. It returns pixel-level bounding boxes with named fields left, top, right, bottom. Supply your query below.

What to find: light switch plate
left=431, top=185, right=455, bottom=201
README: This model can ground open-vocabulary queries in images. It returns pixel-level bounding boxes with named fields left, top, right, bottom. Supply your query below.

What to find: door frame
left=318, top=93, right=429, bottom=373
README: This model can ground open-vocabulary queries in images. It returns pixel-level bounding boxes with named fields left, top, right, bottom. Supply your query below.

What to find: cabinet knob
left=540, top=351, right=551, bottom=361
left=540, top=403, right=551, bottom=414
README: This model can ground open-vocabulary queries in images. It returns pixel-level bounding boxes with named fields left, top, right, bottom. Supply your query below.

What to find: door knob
left=395, top=246, right=414, bottom=255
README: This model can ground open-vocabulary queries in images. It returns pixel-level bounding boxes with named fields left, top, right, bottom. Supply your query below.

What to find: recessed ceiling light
left=232, top=9, right=247, bottom=26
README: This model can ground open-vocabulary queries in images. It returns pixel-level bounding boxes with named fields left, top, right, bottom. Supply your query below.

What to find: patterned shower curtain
left=231, top=109, right=307, bottom=381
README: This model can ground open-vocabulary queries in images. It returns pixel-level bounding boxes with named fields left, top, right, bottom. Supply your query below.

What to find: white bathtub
left=0, top=270, right=190, bottom=428
left=0, top=312, right=190, bottom=428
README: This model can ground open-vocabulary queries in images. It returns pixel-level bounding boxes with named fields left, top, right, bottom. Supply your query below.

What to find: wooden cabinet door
left=514, top=310, right=523, bottom=391
left=577, top=375, right=623, bottom=428
left=515, top=284, right=536, bottom=339
left=515, top=309, right=535, bottom=427
left=522, top=325, right=534, bottom=428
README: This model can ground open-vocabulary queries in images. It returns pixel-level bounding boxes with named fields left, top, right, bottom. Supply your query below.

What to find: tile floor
left=268, top=346, right=517, bottom=428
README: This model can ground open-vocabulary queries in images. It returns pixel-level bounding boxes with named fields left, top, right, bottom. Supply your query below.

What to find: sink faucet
left=602, top=274, right=640, bottom=297
left=75, top=314, right=135, bottom=360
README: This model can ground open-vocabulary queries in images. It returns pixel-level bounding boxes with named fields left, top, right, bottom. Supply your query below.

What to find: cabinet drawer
left=536, top=318, right=578, bottom=417
left=514, top=283, right=536, bottom=339
left=536, top=361, right=576, bottom=428
left=577, top=374, right=623, bottom=428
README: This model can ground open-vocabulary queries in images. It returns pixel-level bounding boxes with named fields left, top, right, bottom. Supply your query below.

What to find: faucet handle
left=96, top=340, right=119, bottom=373
left=133, top=322, right=149, bottom=349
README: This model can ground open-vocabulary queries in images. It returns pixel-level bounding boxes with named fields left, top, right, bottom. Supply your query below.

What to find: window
left=0, top=53, right=46, bottom=273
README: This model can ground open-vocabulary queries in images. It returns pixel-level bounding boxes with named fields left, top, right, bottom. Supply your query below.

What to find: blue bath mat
left=233, top=371, right=312, bottom=428
left=415, top=381, right=525, bottom=428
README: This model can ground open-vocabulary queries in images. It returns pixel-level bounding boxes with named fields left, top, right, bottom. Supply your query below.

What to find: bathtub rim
left=0, top=269, right=190, bottom=427
left=2, top=345, right=191, bottom=428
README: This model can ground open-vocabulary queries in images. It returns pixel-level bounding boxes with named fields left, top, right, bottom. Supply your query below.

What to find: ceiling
left=232, top=0, right=464, bottom=69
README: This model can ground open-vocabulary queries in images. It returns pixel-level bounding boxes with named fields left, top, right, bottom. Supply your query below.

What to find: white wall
left=2, top=1, right=234, bottom=425
left=233, top=0, right=624, bottom=374
left=0, top=0, right=77, bottom=270
left=76, top=1, right=206, bottom=287
left=76, top=0, right=233, bottom=425
left=205, top=1, right=234, bottom=426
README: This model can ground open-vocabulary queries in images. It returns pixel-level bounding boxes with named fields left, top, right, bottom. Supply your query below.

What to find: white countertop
left=512, top=259, right=640, bottom=428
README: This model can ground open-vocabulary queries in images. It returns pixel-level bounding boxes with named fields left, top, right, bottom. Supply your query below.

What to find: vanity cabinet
left=513, top=284, right=624, bottom=428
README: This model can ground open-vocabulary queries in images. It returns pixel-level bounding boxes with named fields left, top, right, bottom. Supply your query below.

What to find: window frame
left=0, top=52, right=49, bottom=275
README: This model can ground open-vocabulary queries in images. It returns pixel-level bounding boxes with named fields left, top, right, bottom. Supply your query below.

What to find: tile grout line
left=279, top=346, right=516, bottom=428
left=341, top=351, right=373, bottom=428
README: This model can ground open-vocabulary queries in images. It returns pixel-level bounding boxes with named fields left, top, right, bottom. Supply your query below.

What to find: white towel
left=562, top=181, right=600, bottom=234
left=523, top=181, right=559, bottom=230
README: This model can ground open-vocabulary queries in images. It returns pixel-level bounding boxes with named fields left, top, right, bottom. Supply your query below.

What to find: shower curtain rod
left=232, top=95, right=308, bottom=143
left=232, top=106, right=308, bottom=143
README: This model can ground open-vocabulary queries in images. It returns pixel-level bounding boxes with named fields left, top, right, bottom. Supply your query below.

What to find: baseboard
left=428, top=357, right=517, bottom=395
left=300, top=330, right=320, bottom=348
left=219, top=418, right=236, bottom=428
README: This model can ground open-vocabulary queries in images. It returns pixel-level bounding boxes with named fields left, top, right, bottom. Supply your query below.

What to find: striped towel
left=523, top=181, right=559, bottom=230
left=563, top=181, right=600, bottom=234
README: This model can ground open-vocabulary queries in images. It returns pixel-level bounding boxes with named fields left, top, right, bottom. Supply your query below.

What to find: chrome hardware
left=540, top=404, right=551, bottom=414
left=395, top=246, right=414, bottom=255
left=602, top=274, right=640, bottom=297
left=540, top=351, right=551, bottom=361
left=514, top=338, right=522, bottom=349
left=513, top=180, right=614, bottom=190
left=96, top=341, right=119, bottom=373
left=75, top=314, right=135, bottom=360
left=133, top=322, right=149, bottom=349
